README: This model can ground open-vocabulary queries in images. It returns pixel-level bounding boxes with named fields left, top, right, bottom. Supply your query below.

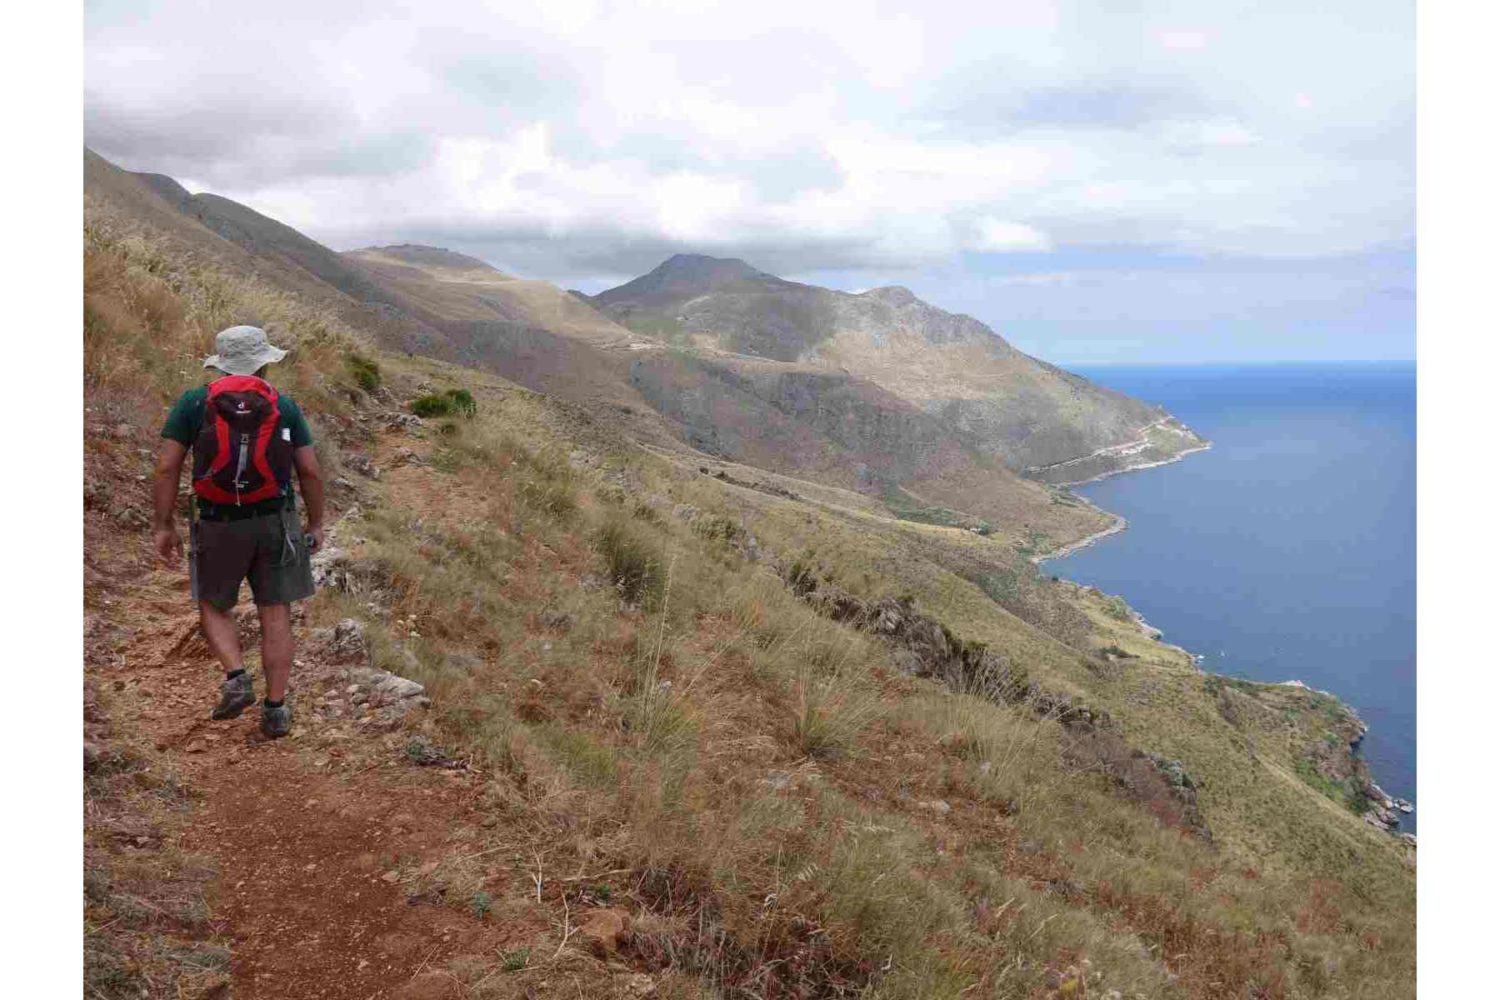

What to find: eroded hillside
left=84, top=170, right=1413, bottom=998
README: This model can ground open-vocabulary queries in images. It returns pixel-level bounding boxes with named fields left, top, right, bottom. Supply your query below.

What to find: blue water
left=1043, top=363, right=1416, bottom=829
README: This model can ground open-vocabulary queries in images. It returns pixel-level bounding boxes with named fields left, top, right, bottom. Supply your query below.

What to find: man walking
left=151, top=326, right=326, bottom=738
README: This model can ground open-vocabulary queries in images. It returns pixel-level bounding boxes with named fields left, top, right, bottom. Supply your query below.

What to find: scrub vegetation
left=82, top=194, right=1415, bottom=998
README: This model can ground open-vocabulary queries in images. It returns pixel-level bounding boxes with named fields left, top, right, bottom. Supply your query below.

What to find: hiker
left=150, top=325, right=326, bottom=738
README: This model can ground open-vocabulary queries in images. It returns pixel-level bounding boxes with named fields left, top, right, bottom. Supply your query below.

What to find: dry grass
left=83, top=215, right=1416, bottom=998
left=83, top=683, right=231, bottom=999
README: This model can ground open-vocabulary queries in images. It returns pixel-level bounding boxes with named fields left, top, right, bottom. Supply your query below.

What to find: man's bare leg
left=258, top=603, right=293, bottom=703
left=199, top=600, right=243, bottom=673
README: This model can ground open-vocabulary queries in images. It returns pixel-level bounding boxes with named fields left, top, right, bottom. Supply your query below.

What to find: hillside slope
left=589, top=254, right=1208, bottom=476
left=85, top=212, right=1415, bottom=998
left=83, top=158, right=1413, bottom=999
left=346, top=244, right=640, bottom=347
left=85, top=150, right=1111, bottom=551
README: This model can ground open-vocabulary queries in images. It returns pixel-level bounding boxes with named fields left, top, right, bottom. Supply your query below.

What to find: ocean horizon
left=1043, top=361, right=1417, bottom=830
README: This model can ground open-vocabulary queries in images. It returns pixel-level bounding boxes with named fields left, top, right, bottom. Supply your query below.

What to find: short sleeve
left=160, top=389, right=203, bottom=445
left=282, top=397, right=314, bottom=448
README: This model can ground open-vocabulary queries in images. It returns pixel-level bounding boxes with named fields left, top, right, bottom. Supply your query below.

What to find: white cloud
left=996, top=272, right=1076, bottom=286
left=1159, top=118, right=1260, bottom=148
left=1158, top=30, right=1210, bottom=50
left=83, top=0, right=1413, bottom=281
left=970, top=219, right=1054, bottom=253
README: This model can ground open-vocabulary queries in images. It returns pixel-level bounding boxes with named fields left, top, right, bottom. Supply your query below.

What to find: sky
left=84, top=0, right=1414, bottom=364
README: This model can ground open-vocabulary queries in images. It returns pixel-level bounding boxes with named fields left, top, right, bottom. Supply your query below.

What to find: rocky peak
left=593, top=253, right=781, bottom=307
left=861, top=285, right=919, bottom=307
left=649, top=253, right=768, bottom=286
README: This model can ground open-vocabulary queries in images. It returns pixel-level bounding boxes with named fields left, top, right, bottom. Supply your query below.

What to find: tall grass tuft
left=790, top=662, right=880, bottom=759
left=594, top=517, right=664, bottom=606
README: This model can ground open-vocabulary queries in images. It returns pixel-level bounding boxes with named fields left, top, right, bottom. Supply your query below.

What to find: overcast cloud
left=85, top=0, right=1414, bottom=362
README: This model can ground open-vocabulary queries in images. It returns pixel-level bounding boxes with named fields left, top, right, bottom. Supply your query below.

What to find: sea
left=1040, top=362, right=1416, bottom=831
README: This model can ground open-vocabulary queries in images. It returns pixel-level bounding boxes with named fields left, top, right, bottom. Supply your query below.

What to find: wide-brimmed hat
left=203, top=325, right=288, bottom=376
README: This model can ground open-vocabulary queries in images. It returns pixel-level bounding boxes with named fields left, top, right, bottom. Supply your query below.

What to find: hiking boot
left=261, top=701, right=293, bottom=739
left=211, top=673, right=257, bottom=720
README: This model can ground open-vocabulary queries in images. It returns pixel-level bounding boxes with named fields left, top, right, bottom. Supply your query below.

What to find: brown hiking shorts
left=190, top=508, right=316, bottom=610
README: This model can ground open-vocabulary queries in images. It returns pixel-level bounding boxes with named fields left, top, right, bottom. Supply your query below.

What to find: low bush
left=411, top=388, right=477, bottom=418
left=345, top=353, right=382, bottom=393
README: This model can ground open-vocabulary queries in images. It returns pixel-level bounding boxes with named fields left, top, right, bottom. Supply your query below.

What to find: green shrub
left=411, top=388, right=478, bottom=418
left=446, top=388, right=477, bottom=415
left=1294, top=758, right=1368, bottom=814
left=1103, top=595, right=1132, bottom=621
left=345, top=353, right=381, bottom=393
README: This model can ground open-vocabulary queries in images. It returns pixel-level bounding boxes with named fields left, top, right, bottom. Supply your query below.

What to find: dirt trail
left=97, top=569, right=495, bottom=999
left=86, top=446, right=641, bottom=998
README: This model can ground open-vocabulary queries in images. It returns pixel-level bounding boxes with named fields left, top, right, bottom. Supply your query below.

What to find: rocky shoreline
left=1033, top=459, right=1414, bottom=850
left=1298, top=687, right=1416, bottom=842
left=1250, top=678, right=1414, bottom=847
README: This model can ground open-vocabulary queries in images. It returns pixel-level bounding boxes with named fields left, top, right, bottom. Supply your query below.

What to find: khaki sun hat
left=203, top=325, right=288, bottom=376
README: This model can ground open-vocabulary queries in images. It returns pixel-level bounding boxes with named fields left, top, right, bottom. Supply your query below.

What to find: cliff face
left=589, top=254, right=1208, bottom=475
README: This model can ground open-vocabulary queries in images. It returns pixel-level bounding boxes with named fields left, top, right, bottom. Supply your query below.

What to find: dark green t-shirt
left=161, top=383, right=313, bottom=514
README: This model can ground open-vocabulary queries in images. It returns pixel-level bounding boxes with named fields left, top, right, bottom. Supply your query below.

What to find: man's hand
left=153, top=526, right=183, bottom=566
left=303, top=524, right=325, bottom=553
left=152, top=440, right=189, bottom=569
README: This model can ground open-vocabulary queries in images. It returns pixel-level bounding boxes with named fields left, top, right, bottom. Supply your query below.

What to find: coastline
left=1029, top=434, right=1212, bottom=565
left=1024, top=414, right=1211, bottom=487
left=1033, top=443, right=1416, bottom=841
left=1048, top=440, right=1213, bottom=488
left=1030, top=511, right=1126, bottom=565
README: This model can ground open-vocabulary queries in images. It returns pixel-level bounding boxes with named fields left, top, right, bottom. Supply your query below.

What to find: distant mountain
left=589, top=254, right=1206, bottom=476
left=344, top=244, right=635, bottom=348
left=82, top=149, right=1167, bottom=545
left=131, top=172, right=414, bottom=317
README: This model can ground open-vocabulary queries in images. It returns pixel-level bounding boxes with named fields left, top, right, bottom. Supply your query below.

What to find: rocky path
left=87, top=519, right=644, bottom=998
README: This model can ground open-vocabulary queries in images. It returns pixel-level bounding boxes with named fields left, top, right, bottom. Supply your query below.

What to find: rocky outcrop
left=1208, top=674, right=1410, bottom=838
left=1295, top=690, right=1409, bottom=834
left=782, top=567, right=1211, bottom=840
left=305, top=618, right=430, bottom=726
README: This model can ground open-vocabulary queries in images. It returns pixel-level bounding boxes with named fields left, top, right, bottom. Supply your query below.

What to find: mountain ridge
left=83, top=150, right=1112, bottom=550
left=590, top=252, right=1207, bottom=472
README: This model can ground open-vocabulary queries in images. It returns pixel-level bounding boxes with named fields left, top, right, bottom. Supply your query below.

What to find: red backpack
left=191, top=375, right=294, bottom=505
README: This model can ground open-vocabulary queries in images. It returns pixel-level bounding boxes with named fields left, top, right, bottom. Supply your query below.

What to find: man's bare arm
left=152, top=440, right=189, bottom=565
left=293, top=445, right=326, bottom=548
